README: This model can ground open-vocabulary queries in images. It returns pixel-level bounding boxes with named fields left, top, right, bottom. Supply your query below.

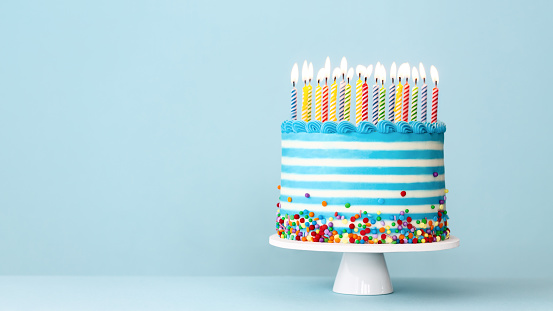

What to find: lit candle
left=355, top=65, right=365, bottom=124
left=378, top=64, right=386, bottom=122
left=338, top=57, right=347, bottom=121
left=401, top=63, right=410, bottom=122
left=344, top=68, right=353, bottom=121
left=322, top=57, right=330, bottom=122
left=430, top=65, right=439, bottom=123
left=372, top=62, right=380, bottom=124
left=301, top=61, right=309, bottom=122
left=315, top=69, right=324, bottom=121
left=329, top=68, right=340, bottom=121
left=419, top=63, right=428, bottom=122
left=290, top=63, right=298, bottom=120
left=411, top=67, right=419, bottom=121
left=388, top=62, right=396, bottom=122
left=307, top=62, right=313, bottom=122
left=394, top=67, right=403, bottom=122
left=362, top=65, right=372, bottom=122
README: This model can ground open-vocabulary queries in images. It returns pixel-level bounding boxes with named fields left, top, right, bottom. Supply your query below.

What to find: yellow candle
left=329, top=80, right=337, bottom=121
left=394, top=79, right=403, bottom=122
left=355, top=78, right=363, bottom=124
left=307, top=84, right=312, bottom=122
left=301, top=83, right=309, bottom=122
left=315, top=84, right=322, bottom=121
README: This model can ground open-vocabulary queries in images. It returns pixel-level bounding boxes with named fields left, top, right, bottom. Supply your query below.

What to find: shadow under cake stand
left=269, top=234, right=459, bottom=295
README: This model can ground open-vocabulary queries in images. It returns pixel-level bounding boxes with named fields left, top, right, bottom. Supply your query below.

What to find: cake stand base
left=269, top=234, right=459, bottom=295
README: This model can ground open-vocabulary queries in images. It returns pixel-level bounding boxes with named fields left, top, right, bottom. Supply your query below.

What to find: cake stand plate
left=269, top=234, right=459, bottom=295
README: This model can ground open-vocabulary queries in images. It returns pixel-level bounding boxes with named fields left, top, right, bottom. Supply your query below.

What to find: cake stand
left=269, top=234, right=459, bottom=295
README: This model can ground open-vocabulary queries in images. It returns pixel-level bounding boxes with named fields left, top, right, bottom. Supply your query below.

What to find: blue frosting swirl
left=376, top=120, right=396, bottom=133
left=396, top=121, right=413, bottom=133
left=281, top=121, right=287, bottom=133
left=356, top=121, right=377, bottom=133
left=434, top=122, right=446, bottom=133
left=292, top=120, right=307, bottom=133
left=285, top=120, right=294, bottom=133
left=321, top=121, right=338, bottom=133
left=336, top=121, right=357, bottom=133
left=409, top=121, right=428, bottom=134
left=306, top=120, right=322, bottom=133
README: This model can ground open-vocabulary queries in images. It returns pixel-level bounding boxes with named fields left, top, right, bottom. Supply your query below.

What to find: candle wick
left=423, top=78, right=426, bottom=84
left=392, top=78, right=394, bottom=84
left=293, top=82, right=295, bottom=87
left=435, top=81, right=438, bottom=87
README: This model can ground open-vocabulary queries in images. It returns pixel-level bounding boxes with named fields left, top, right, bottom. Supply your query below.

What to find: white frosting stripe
left=280, top=187, right=444, bottom=198
left=279, top=202, right=437, bottom=214
left=281, top=173, right=445, bottom=183
left=281, top=157, right=444, bottom=167
left=282, top=140, right=444, bottom=150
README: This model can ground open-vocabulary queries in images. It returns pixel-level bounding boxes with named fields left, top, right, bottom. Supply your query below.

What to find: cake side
left=276, top=121, right=449, bottom=244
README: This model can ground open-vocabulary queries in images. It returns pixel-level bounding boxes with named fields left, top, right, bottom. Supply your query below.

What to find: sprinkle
left=439, top=204, right=444, bottom=210
left=277, top=185, right=281, bottom=190
left=305, top=193, right=310, bottom=198
left=345, top=203, right=351, bottom=208
left=276, top=203, right=280, bottom=207
left=322, top=201, right=327, bottom=207
left=431, top=205, right=435, bottom=209
left=445, top=189, right=449, bottom=193
left=433, top=172, right=438, bottom=177
left=287, top=197, right=292, bottom=202
left=378, top=198, right=384, bottom=204
left=377, top=211, right=381, bottom=215
left=439, top=200, right=445, bottom=204
left=342, top=219, right=348, bottom=224
left=400, top=191, right=407, bottom=197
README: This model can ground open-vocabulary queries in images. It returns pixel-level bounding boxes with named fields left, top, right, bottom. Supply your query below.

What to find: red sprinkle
left=294, top=214, right=299, bottom=219
left=350, top=216, right=356, bottom=222
left=362, top=218, right=369, bottom=223
left=349, top=224, right=355, bottom=229
left=300, top=218, right=305, bottom=223
left=400, top=191, right=406, bottom=197
left=381, top=234, right=386, bottom=240
left=349, top=238, right=355, bottom=243
left=407, top=217, right=412, bottom=222
left=309, top=225, right=315, bottom=230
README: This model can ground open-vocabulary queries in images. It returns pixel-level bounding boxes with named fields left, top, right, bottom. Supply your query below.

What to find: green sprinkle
left=392, top=222, right=396, bottom=226
left=431, top=205, right=435, bottom=209
left=355, top=240, right=360, bottom=244
left=358, top=223, right=362, bottom=227
left=362, top=225, right=366, bottom=229
left=405, top=209, right=410, bottom=213
left=345, top=203, right=351, bottom=208
left=416, top=220, right=420, bottom=224
left=368, top=236, right=373, bottom=240
left=376, top=216, right=381, bottom=221
left=299, top=211, right=303, bottom=215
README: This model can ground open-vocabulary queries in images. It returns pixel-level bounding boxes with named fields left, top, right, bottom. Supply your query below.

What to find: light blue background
left=0, top=0, right=551, bottom=278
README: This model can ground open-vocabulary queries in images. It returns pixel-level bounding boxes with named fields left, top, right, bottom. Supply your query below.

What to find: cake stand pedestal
left=269, top=234, right=459, bottom=296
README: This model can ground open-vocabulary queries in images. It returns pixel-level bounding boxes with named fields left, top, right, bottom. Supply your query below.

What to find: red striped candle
left=431, top=86, right=439, bottom=123
left=402, top=81, right=410, bottom=122
left=322, top=82, right=329, bottom=122
left=362, top=81, right=369, bottom=121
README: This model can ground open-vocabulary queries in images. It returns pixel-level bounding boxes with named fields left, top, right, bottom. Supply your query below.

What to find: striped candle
left=432, top=86, right=439, bottom=123
left=378, top=85, right=386, bottom=121
left=301, top=84, right=309, bottom=122
left=338, top=80, right=345, bottom=121
left=421, top=83, right=428, bottom=122
left=402, top=81, right=410, bottom=122
left=372, top=83, right=378, bottom=124
left=307, top=84, right=312, bottom=122
left=362, top=82, right=369, bottom=121
left=315, top=84, right=322, bottom=121
left=329, top=81, right=337, bottom=121
left=355, top=78, right=363, bottom=124
left=322, top=84, right=329, bottom=122
left=291, top=87, right=297, bottom=120
left=388, top=83, right=395, bottom=121
left=411, top=85, right=418, bottom=121
left=344, top=83, right=351, bottom=121
left=394, top=80, right=402, bottom=122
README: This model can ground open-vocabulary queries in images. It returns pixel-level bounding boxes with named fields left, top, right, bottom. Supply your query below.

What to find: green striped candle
left=411, top=85, right=418, bottom=121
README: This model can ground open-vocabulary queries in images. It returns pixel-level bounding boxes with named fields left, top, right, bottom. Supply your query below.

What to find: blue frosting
left=282, top=120, right=446, bottom=134
left=336, top=121, right=357, bottom=133
left=357, top=121, right=377, bottom=133
left=321, top=121, right=338, bottom=133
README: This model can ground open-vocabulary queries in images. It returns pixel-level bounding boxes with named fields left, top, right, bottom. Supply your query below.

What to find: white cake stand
left=269, top=234, right=459, bottom=295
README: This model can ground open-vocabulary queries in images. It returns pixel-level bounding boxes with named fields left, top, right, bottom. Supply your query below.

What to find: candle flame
left=302, top=61, right=308, bottom=82
left=291, top=63, right=299, bottom=84
left=340, top=57, right=347, bottom=76
left=325, top=57, right=331, bottom=80
left=365, top=64, right=373, bottom=80
left=347, top=67, right=354, bottom=80
left=332, top=67, right=341, bottom=80
left=356, top=65, right=366, bottom=78
left=430, top=65, right=439, bottom=84
left=317, top=68, right=325, bottom=82
left=380, top=64, right=386, bottom=84
left=419, top=62, right=426, bottom=81
left=375, top=62, right=381, bottom=81
left=401, top=63, right=410, bottom=80
left=412, top=67, right=419, bottom=83
left=390, top=62, right=397, bottom=81
left=308, top=62, right=313, bottom=81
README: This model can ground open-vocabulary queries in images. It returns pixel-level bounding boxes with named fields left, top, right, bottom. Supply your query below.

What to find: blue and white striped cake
left=276, top=120, right=450, bottom=244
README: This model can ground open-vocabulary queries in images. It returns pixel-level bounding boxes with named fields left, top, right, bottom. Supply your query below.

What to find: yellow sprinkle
left=354, top=228, right=358, bottom=232
left=421, top=239, right=426, bottom=243
left=385, top=226, right=390, bottom=230
left=386, top=230, right=391, bottom=234
left=424, top=233, right=428, bottom=237
left=301, top=224, right=306, bottom=228
left=445, top=189, right=449, bottom=193
left=328, top=217, right=333, bottom=221
left=316, top=229, right=320, bottom=234
left=385, top=237, right=392, bottom=243
left=377, top=211, right=381, bottom=215
left=416, top=230, right=422, bottom=235
left=437, top=236, right=441, bottom=241
left=439, top=204, right=444, bottom=210
left=342, top=219, right=348, bottom=224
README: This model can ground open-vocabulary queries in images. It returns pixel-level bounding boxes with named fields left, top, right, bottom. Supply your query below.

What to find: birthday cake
left=275, top=59, right=450, bottom=244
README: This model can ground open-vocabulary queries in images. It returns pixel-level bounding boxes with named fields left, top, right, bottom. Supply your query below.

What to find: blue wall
left=0, top=0, right=551, bottom=277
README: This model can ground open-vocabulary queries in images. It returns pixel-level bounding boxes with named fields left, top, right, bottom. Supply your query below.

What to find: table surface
left=0, top=276, right=551, bottom=310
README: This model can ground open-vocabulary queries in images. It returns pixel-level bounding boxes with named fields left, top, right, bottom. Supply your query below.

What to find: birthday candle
left=411, top=67, right=419, bottom=121
left=338, top=57, right=347, bottom=121
left=378, top=65, right=386, bottom=122
left=401, top=63, right=410, bottom=122
left=355, top=65, right=365, bottom=124
left=307, top=62, right=313, bottom=122
left=430, top=65, right=439, bottom=123
left=394, top=77, right=403, bottom=122
left=388, top=62, right=396, bottom=122
left=362, top=65, right=372, bottom=122
left=329, top=68, right=340, bottom=121
left=322, top=57, right=330, bottom=122
left=301, top=61, right=309, bottom=122
left=344, top=68, right=353, bottom=121
left=315, top=69, right=324, bottom=121
left=290, top=63, right=298, bottom=120
left=419, top=63, right=428, bottom=122
left=372, top=62, right=380, bottom=124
